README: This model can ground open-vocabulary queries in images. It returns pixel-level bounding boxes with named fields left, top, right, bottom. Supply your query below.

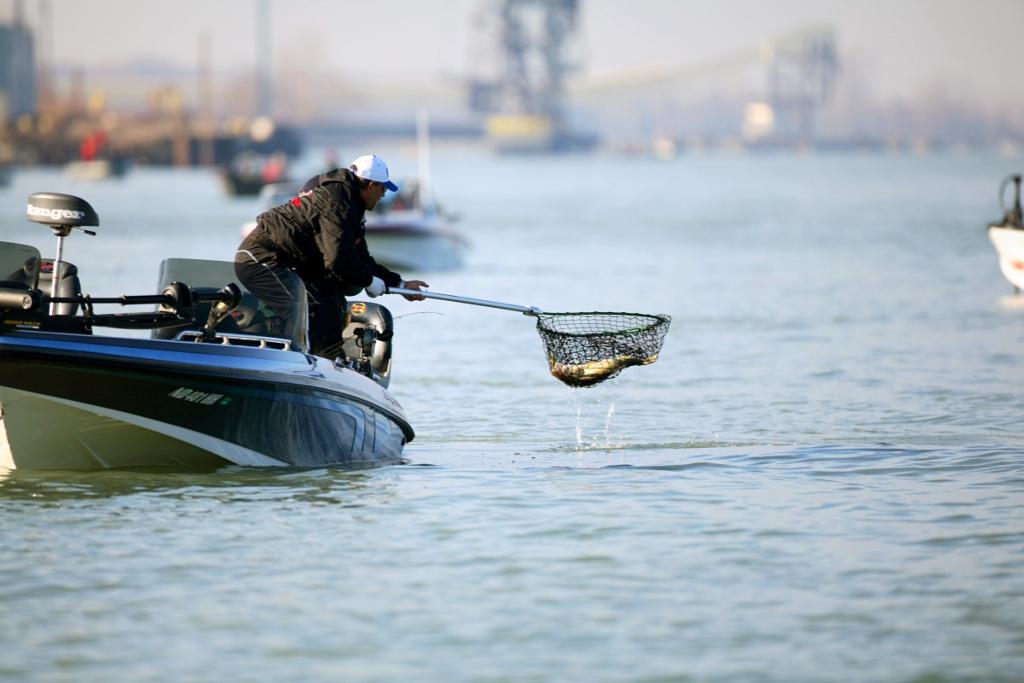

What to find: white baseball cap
left=348, top=154, right=399, bottom=192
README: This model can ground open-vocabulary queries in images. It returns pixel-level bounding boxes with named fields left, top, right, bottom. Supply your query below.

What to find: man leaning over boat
left=235, top=154, right=427, bottom=354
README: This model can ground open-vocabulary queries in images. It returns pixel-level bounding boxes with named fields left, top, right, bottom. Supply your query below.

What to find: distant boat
left=365, top=205, right=468, bottom=272
left=988, top=174, right=1024, bottom=293
left=239, top=115, right=468, bottom=273
left=66, top=129, right=129, bottom=181
left=219, top=167, right=269, bottom=196
left=219, top=152, right=290, bottom=197
left=362, top=109, right=469, bottom=272
left=239, top=182, right=300, bottom=234
left=365, top=181, right=468, bottom=272
left=65, top=158, right=129, bottom=182
left=239, top=181, right=468, bottom=274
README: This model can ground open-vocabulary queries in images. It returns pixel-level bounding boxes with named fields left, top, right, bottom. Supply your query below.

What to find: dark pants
left=234, top=248, right=309, bottom=352
left=304, top=279, right=354, bottom=357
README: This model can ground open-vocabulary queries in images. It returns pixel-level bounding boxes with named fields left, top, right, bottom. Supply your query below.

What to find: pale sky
left=9, top=0, right=1024, bottom=108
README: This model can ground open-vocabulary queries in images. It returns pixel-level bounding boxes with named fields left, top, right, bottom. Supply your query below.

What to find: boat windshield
left=0, top=241, right=41, bottom=289
left=153, top=258, right=302, bottom=342
left=157, top=258, right=242, bottom=293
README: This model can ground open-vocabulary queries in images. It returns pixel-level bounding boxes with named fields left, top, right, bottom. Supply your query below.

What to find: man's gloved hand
left=399, top=279, right=429, bottom=301
left=365, top=276, right=386, bottom=298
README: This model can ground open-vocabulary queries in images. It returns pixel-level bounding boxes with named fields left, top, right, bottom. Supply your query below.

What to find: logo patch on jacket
left=290, top=190, right=314, bottom=206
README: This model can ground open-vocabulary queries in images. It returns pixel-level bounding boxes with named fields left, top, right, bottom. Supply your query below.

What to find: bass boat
left=988, top=174, right=1024, bottom=293
left=0, top=193, right=413, bottom=470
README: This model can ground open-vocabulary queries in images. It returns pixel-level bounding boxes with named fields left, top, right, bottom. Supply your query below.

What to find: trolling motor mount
left=200, top=283, right=243, bottom=340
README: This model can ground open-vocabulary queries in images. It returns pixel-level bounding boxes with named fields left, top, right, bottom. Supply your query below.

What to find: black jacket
left=240, top=168, right=401, bottom=289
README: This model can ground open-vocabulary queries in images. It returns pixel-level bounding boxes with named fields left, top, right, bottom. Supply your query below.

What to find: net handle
left=388, top=286, right=543, bottom=316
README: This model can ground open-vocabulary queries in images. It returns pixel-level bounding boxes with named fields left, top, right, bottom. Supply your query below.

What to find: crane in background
left=765, top=26, right=839, bottom=145
left=465, top=0, right=839, bottom=153
left=466, top=0, right=596, bottom=153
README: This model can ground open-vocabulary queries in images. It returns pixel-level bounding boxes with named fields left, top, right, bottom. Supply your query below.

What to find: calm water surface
left=1, top=151, right=1023, bottom=682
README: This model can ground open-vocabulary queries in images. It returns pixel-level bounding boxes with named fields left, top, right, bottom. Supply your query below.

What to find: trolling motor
left=1, top=192, right=243, bottom=335
left=997, top=174, right=1023, bottom=229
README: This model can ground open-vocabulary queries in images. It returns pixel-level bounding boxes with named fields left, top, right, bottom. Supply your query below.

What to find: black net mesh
left=535, top=312, right=671, bottom=387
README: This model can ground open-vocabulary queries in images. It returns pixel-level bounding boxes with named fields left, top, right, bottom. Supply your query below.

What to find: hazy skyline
left=4, top=0, right=1021, bottom=113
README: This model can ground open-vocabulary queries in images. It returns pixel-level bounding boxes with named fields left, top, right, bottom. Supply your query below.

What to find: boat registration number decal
left=2, top=320, right=40, bottom=329
left=168, top=387, right=232, bottom=406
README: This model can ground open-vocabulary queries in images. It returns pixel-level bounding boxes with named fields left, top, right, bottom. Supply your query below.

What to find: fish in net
left=535, top=312, right=671, bottom=387
left=384, top=285, right=670, bottom=388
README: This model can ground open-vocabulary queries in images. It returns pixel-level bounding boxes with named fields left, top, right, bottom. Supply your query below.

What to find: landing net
left=535, top=312, right=671, bottom=387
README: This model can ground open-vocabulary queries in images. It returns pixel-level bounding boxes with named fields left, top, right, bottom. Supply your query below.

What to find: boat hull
left=0, top=388, right=235, bottom=469
left=988, top=225, right=1024, bottom=291
left=365, top=212, right=468, bottom=272
left=0, top=331, right=413, bottom=470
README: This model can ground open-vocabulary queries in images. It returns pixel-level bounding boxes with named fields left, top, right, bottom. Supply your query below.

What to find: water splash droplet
left=604, top=402, right=616, bottom=445
left=575, top=405, right=584, bottom=450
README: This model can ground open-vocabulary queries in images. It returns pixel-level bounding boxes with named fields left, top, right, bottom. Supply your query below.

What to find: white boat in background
left=364, top=204, right=468, bottom=272
left=364, top=109, right=468, bottom=272
left=988, top=174, right=1024, bottom=292
left=989, top=227, right=1024, bottom=291
left=65, top=158, right=129, bottom=182
left=239, top=181, right=468, bottom=273
left=253, top=181, right=296, bottom=214
left=239, top=112, right=468, bottom=273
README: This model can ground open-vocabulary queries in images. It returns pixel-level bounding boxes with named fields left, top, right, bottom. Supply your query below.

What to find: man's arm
left=316, top=212, right=376, bottom=288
